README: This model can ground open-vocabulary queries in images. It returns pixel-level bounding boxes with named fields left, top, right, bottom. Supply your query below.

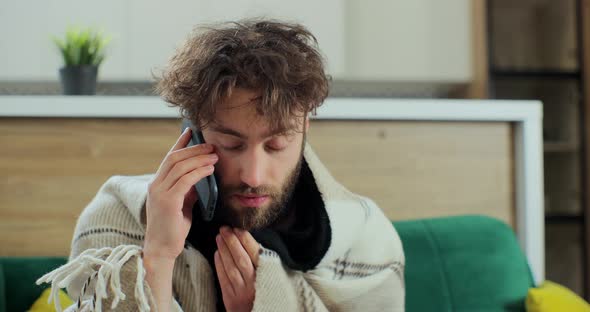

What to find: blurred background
left=1, top=0, right=589, bottom=304
left=0, top=0, right=473, bottom=96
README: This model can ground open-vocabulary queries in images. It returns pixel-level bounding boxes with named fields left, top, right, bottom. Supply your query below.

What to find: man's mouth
left=233, top=194, right=269, bottom=207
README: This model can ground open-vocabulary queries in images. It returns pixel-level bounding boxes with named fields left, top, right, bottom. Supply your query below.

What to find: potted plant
left=52, top=26, right=110, bottom=95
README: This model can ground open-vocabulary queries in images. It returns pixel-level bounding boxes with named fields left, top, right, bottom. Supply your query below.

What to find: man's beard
left=216, top=148, right=304, bottom=231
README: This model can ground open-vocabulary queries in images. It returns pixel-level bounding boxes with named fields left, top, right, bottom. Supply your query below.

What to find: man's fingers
left=215, top=229, right=258, bottom=311
left=154, top=143, right=213, bottom=186
left=220, top=227, right=255, bottom=283
left=151, top=127, right=215, bottom=186
left=234, top=228, right=260, bottom=267
left=216, top=233, right=246, bottom=290
left=160, top=128, right=193, bottom=177
left=181, top=187, right=197, bottom=218
left=161, top=153, right=218, bottom=191
left=172, top=127, right=191, bottom=150
left=169, top=164, right=215, bottom=195
left=150, top=129, right=191, bottom=185
left=215, top=251, right=235, bottom=298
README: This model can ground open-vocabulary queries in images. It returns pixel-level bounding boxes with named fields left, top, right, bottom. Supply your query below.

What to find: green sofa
left=0, top=215, right=535, bottom=311
left=396, top=215, right=534, bottom=311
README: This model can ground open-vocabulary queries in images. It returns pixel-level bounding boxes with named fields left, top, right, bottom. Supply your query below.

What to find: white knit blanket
left=37, top=143, right=405, bottom=311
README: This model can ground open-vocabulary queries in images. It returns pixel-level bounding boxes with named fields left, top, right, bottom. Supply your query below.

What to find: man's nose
left=239, top=148, right=266, bottom=188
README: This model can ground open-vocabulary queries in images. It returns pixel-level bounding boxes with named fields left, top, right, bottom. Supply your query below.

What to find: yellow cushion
left=526, top=280, right=590, bottom=312
left=29, top=288, right=74, bottom=312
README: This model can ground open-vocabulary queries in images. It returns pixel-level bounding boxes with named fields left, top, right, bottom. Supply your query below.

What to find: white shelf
left=0, top=95, right=542, bottom=121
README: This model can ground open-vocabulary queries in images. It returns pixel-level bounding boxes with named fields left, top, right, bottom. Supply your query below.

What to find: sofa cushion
left=394, top=215, right=535, bottom=311
left=29, top=287, right=74, bottom=311
left=526, top=280, right=590, bottom=311
left=0, top=257, right=67, bottom=312
left=0, top=263, right=6, bottom=312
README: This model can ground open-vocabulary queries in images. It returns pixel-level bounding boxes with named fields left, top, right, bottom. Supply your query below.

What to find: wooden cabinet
left=488, top=0, right=590, bottom=298
left=0, top=115, right=517, bottom=256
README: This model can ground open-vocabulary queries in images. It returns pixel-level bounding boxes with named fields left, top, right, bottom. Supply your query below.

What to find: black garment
left=186, top=158, right=332, bottom=311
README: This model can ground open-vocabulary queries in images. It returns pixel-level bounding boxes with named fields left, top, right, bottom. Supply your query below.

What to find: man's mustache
left=222, top=184, right=279, bottom=197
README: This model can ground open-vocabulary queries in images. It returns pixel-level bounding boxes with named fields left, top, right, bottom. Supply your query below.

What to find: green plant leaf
left=52, top=25, right=110, bottom=67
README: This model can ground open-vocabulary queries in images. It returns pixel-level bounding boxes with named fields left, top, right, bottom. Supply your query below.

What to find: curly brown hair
left=155, top=18, right=330, bottom=132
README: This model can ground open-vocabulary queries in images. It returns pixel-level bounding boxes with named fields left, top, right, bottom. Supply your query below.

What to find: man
left=37, top=19, right=405, bottom=311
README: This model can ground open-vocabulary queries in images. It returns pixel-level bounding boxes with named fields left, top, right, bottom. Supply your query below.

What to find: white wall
left=0, top=0, right=471, bottom=82
left=344, top=0, right=471, bottom=82
left=0, top=0, right=346, bottom=80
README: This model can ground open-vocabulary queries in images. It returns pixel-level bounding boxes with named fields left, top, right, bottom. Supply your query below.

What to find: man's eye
left=266, top=143, right=287, bottom=152
left=223, top=145, right=244, bottom=151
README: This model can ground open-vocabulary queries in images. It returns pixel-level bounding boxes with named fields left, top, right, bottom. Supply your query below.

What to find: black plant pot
left=59, top=65, right=98, bottom=95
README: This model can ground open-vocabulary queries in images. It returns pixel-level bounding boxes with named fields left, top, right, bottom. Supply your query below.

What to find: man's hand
left=215, top=226, right=261, bottom=312
left=144, top=127, right=218, bottom=260
left=143, top=127, right=218, bottom=310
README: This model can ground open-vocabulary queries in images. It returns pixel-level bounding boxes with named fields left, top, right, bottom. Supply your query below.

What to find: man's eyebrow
left=210, top=125, right=246, bottom=139
left=210, top=125, right=294, bottom=139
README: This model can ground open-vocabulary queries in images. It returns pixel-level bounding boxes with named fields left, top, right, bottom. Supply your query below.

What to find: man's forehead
left=208, top=87, right=306, bottom=137
left=218, top=88, right=262, bottom=109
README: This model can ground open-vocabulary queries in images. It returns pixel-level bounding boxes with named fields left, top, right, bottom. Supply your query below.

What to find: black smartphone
left=181, top=118, right=218, bottom=222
